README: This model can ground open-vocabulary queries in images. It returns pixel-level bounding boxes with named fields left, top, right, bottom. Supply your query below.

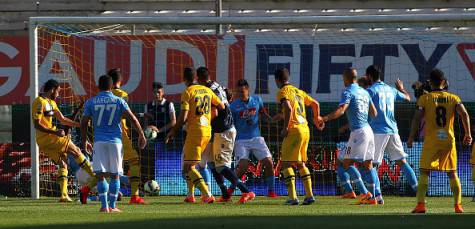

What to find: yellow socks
left=299, top=167, right=313, bottom=198
left=187, top=169, right=210, bottom=197
left=416, top=172, right=429, bottom=204
left=186, top=176, right=195, bottom=197
left=449, top=176, right=462, bottom=205
left=472, top=169, right=475, bottom=187
left=57, top=168, right=68, bottom=197
left=282, top=167, right=297, bottom=200
left=129, top=160, right=141, bottom=196
left=75, top=154, right=94, bottom=176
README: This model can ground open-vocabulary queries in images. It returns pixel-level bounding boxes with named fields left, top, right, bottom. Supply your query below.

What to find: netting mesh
left=19, top=19, right=475, bottom=197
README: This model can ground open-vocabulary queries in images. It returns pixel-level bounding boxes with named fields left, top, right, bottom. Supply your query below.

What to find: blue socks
left=371, top=168, right=381, bottom=197
left=97, top=179, right=109, bottom=209
left=401, top=162, right=418, bottom=192
left=345, top=166, right=369, bottom=194
left=108, top=177, right=120, bottom=209
left=265, top=176, right=275, bottom=192
left=337, top=165, right=353, bottom=193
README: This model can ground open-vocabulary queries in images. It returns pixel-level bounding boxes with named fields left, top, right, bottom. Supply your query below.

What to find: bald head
left=342, top=68, right=357, bottom=86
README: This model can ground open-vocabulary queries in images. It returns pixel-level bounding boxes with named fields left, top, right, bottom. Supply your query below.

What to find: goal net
left=28, top=15, right=475, bottom=199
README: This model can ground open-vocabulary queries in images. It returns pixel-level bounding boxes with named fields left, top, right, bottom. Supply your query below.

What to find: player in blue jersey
left=366, top=65, right=418, bottom=204
left=323, top=68, right=379, bottom=205
left=228, top=79, right=277, bottom=197
left=81, top=75, right=146, bottom=213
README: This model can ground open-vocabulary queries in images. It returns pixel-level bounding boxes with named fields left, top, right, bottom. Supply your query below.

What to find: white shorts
left=198, top=143, right=213, bottom=168
left=339, top=126, right=375, bottom=162
left=234, top=137, right=272, bottom=162
left=373, top=133, right=407, bottom=164
left=92, top=141, right=124, bottom=174
left=212, top=127, right=236, bottom=168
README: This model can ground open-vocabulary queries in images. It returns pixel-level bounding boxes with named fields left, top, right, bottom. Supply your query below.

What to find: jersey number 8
left=435, top=106, right=447, bottom=127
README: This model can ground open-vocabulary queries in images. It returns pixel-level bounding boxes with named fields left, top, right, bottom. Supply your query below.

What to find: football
left=143, top=180, right=160, bottom=196
left=143, top=127, right=158, bottom=140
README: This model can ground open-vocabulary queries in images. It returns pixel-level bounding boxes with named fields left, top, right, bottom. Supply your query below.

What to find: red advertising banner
left=0, top=35, right=245, bottom=104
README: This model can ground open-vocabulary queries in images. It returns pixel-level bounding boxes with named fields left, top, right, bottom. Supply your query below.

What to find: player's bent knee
left=447, top=171, right=457, bottom=179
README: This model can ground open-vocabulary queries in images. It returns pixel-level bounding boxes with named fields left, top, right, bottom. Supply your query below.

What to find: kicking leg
left=396, top=159, right=418, bottom=193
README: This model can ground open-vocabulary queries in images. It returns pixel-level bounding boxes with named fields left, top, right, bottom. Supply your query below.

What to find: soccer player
left=408, top=69, right=472, bottom=213
left=108, top=68, right=147, bottom=204
left=32, top=79, right=96, bottom=202
left=335, top=76, right=371, bottom=199
left=196, top=67, right=256, bottom=203
left=322, top=68, right=378, bottom=205
left=274, top=68, right=324, bottom=205
left=81, top=75, right=146, bottom=213
left=366, top=65, right=418, bottom=204
left=229, top=79, right=277, bottom=197
left=165, top=67, right=224, bottom=204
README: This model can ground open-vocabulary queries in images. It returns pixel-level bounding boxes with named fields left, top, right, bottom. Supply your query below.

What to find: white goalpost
left=29, top=14, right=475, bottom=199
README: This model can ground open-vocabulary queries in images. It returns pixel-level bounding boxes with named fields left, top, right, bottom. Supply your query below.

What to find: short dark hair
left=430, top=69, right=446, bottom=87
left=274, top=68, right=290, bottom=82
left=224, top=88, right=233, bottom=101
left=366, top=65, right=381, bottom=82
left=107, top=68, right=122, bottom=84
left=98, top=75, right=113, bottom=91
left=183, top=67, right=195, bottom=83
left=43, top=79, right=60, bottom=92
left=237, top=79, right=249, bottom=87
left=153, top=82, right=163, bottom=90
left=196, top=66, right=210, bottom=81
left=343, top=68, right=357, bottom=80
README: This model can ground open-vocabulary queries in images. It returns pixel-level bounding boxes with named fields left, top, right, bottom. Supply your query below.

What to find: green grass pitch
left=0, top=196, right=475, bottom=229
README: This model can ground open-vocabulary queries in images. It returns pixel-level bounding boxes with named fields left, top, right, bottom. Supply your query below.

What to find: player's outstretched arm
left=456, top=103, right=472, bottom=146
left=159, top=109, right=177, bottom=133
left=395, top=78, right=411, bottom=102
left=124, top=109, right=147, bottom=149
left=309, top=100, right=324, bottom=130
left=80, top=115, right=92, bottom=152
left=407, top=109, right=423, bottom=148
left=165, top=109, right=188, bottom=144
left=322, top=104, right=348, bottom=123
left=54, top=110, right=80, bottom=127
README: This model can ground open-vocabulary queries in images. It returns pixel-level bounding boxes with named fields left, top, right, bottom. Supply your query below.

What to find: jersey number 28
left=195, top=95, right=210, bottom=115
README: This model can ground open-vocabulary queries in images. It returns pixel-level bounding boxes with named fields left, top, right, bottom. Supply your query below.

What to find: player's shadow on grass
left=12, top=215, right=475, bottom=229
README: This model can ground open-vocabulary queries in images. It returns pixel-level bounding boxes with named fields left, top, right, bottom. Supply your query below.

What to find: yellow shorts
left=420, top=145, right=457, bottom=171
left=122, top=132, right=139, bottom=161
left=37, top=134, right=70, bottom=163
left=281, top=129, right=310, bottom=163
left=183, top=135, right=211, bottom=162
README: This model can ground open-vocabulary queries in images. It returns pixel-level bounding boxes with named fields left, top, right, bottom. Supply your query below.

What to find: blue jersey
left=340, top=83, right=373, bottom=131
left=84, top=91, right=130, bottom=143
left=367, top=82, right=407, bottom=134
left=230, top=95, right=265, bottom=140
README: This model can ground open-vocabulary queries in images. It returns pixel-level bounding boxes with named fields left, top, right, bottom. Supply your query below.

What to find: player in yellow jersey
left=166, top=67, right=225, bottom=203
left=32, top=79, right=96, bottom=202
left=274, top=68, right=324, bottom=205
left=408, top=69, right=472, bottom=213
left=108, top=68, right=147, bottom=204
